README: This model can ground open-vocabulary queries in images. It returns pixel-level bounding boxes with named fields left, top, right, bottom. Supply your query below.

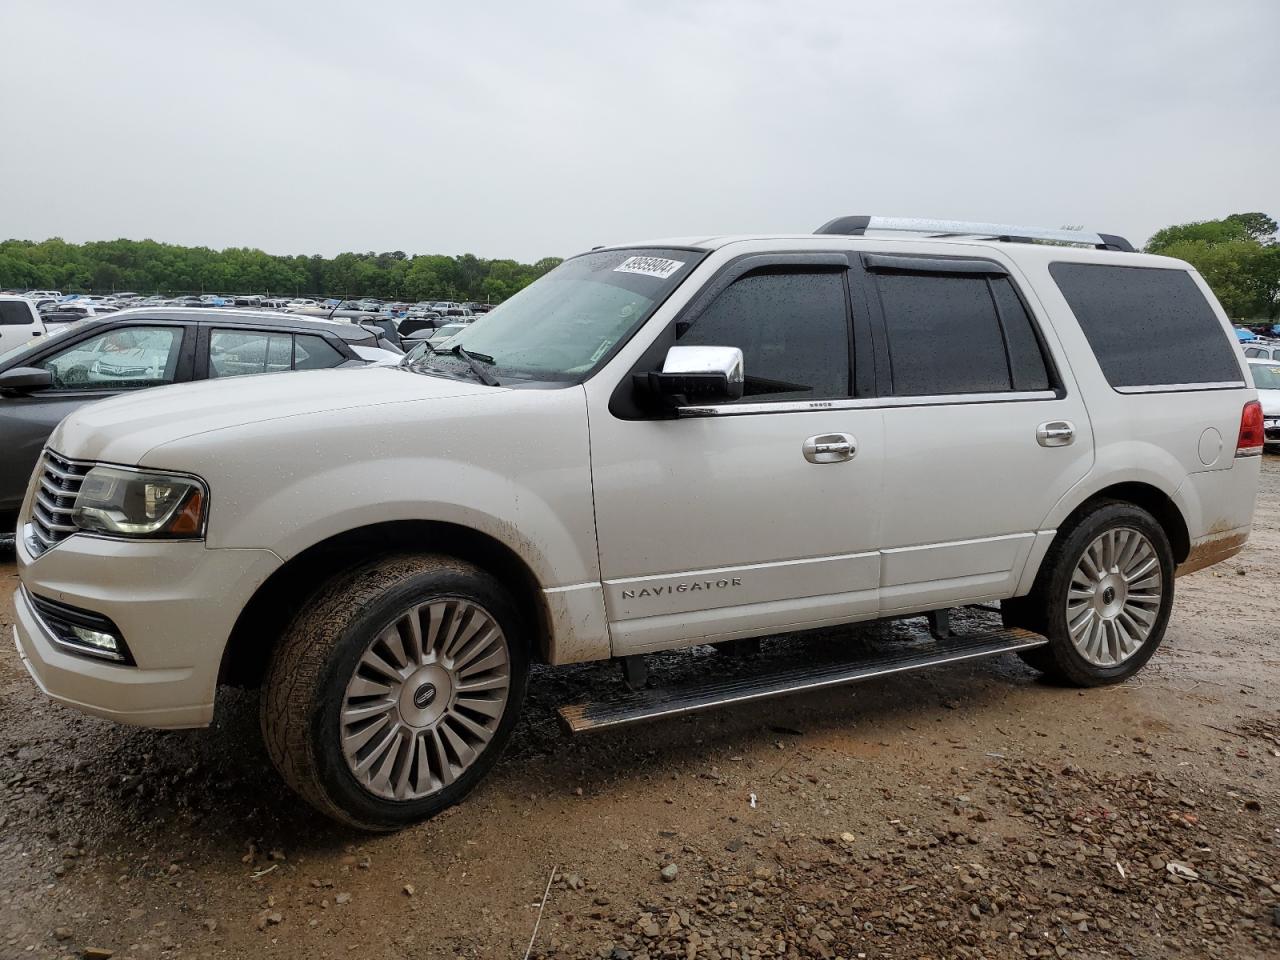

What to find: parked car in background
left=424, top=321, right=466, bottom=346
left=1248, top=359, right=1280, bottom=449
left=0, top=296, right=47, bottom=355
left=1243, top=340, right=1280, bottom=362
left=39, top=302, right=113, bottom=324
left=287, top=298, right=318, bottom=310
left=0, top=309, right=385, bottom=532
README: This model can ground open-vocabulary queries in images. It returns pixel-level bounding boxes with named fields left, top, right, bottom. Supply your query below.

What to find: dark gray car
left=0, top=308, right=381, bottom=532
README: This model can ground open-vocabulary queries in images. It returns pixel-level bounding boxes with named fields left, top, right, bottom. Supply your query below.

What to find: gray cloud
left=2, top=0, right=1276, bottom=261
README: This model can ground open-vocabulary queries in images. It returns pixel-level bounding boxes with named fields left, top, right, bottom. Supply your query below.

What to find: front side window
left=430, top=248, right=702, bottom=384
left=873, top=270, right=1049, bottom=396
left=678, top=269, right=850, bottom=401
left=39, top=326, right=182, bottom=390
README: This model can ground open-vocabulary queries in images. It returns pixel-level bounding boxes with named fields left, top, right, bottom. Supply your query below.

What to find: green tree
left=0, top=237, right=560, bottom=303
left=1145, top=213, right=1280, bottom=320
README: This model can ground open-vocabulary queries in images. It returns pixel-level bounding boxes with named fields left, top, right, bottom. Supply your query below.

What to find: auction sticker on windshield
left=614, top=256, right=685, bottom=280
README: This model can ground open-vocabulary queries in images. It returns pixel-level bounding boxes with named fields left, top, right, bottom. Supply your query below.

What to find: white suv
left=11, top=217, right=1263, bottom=829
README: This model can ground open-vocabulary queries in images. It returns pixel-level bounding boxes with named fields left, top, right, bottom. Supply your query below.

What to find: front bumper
left=14, top=533, right=280, bottom=729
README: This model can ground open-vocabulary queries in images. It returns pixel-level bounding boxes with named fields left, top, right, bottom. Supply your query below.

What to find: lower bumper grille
left=25, top=588, right=133, bottom=664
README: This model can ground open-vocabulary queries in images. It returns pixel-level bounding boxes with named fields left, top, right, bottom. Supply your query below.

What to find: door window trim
left=675, top=389, right=1060, bottom=418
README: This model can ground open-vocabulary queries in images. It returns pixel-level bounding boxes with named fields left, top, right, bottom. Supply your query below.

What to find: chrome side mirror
left=646, top=345, right=744, bottom=406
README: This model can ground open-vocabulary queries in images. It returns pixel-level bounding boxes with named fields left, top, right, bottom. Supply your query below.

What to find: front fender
left=208, top=455, right=596, bottom=588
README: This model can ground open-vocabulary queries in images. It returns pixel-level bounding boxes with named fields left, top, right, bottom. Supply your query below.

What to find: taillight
left=1236, top=400, right=1264, bottom=457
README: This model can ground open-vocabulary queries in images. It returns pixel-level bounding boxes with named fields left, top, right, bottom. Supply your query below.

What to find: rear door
left=853, top=252, right=1095, bottom=613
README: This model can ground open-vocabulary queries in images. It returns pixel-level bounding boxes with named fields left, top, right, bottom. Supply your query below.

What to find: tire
left=1003, top=501, right=1174, bottom=686
left=261, top=554, right=529, bottom=830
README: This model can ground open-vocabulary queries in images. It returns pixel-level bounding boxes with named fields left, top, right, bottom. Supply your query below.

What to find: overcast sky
left=2, top=0, right=1276, bottom=262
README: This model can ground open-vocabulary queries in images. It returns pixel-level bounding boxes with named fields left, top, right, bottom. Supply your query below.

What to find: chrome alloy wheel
left=340, top=599, right=511, bottom=801
left=1066, top=527, right=1163, bottom=667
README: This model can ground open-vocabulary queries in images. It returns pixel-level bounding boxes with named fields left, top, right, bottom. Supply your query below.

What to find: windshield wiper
left=450, top=344, right=501, bottom=387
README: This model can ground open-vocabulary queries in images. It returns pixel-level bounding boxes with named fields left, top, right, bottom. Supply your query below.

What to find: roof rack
left=814, top=216, right=1135, bottom=253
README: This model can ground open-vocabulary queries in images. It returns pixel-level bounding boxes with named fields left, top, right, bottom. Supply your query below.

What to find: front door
left=588, top=257, right=884, bottom=655
left=0, top=323, right=192, bottom=522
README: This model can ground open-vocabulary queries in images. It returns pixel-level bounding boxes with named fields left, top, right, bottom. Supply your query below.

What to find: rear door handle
left=803, top=433, right=856, bottom=463
left=1036, top=420, right=1075, bottom=447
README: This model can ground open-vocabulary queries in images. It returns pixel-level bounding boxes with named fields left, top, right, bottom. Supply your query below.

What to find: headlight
left=72, top=466, right=207, bottom=538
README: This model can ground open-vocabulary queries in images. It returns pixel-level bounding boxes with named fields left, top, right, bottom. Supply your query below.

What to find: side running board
left=558, top=627, right=1046, bottom=734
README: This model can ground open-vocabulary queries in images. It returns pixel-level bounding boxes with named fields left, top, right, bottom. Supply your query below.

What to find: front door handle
left=803, top=433, right=856, bottom=463
left=1036, top=420, right=1075, bottom=447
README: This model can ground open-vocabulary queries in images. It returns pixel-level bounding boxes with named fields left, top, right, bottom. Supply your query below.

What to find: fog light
left=69, top=624, right=122, bottom=657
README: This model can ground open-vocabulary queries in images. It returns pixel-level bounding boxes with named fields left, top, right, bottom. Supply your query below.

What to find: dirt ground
left=1, top=459, right=1278, bottom=960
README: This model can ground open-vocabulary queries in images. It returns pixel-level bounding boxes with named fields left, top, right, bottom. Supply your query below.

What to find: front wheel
left=261, top=554, right=528, bottom=830
left=1007, top=501, right=1175, bottom=686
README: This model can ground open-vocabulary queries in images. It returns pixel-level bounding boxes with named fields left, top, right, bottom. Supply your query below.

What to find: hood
left=49, top=366, right=499, bottom=464
left=1258, top=388, right=1280, bottom=417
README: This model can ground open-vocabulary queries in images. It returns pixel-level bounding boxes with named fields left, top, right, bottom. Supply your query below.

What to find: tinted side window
left=989, top=277, right=1051, bottom=391
left=1245, top=347, right=1264, bottom=358
left=0, top=302, right=34, bottom=326
left=874, top=272, right=1012, bottom=395
left=1049, top=263, right=1242, bottom=388
left=678, top=270, right=849, bottom=401
left=294, top=334, right=344, bottom=370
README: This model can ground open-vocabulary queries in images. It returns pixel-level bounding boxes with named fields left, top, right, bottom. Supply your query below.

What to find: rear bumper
left=14, top=533, right=280, bottom=729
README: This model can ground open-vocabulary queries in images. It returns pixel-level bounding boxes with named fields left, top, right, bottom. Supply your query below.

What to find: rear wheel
left=261, top=554, right=528, bottom=830
left=1004, top=501, right=1174, bottom=686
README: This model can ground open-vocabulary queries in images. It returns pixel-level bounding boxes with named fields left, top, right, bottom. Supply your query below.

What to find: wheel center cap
left=1102, top=586, right=1116, bottom=605
left=1095, top=573, right=1128, bottom=618
left=413, top=683, right=437, bottom=709
left=398, top=665, right=452, bottom=728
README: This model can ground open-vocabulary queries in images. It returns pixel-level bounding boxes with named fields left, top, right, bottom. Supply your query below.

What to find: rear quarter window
left=1049, top=263, right=1242, bottom=389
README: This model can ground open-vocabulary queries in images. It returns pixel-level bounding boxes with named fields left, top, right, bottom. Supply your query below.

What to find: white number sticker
left=614, top=256, right=685, bottom=280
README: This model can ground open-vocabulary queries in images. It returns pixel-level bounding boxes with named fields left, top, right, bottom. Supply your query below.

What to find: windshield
left=407, top=248, right=701, bottom=384
left=1250, top=363, right=1280, bottom=390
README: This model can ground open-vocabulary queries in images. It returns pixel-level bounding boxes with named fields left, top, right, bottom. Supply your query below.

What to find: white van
left=12, top=217, right=1262, bottom=829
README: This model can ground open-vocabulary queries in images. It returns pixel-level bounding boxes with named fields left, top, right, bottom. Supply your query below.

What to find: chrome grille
left=28, top=451, right=90, bottom=555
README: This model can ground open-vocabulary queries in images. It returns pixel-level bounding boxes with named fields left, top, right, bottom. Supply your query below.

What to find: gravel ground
left=0, top=457, right=1277, bottom=960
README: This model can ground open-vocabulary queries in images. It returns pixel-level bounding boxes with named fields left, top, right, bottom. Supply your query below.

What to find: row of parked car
left=0, top=298, right=467, bottom=530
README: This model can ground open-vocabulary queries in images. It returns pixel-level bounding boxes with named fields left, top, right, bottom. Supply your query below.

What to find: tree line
left=0, top=237, right=563, bottom=303
left=2, top=213, right=1277, bottom=317
left=1144, top=211, right=1279, bottom=321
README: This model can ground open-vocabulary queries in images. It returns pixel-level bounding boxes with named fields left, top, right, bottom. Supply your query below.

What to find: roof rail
left=814, top=216, right=1135, bottom=253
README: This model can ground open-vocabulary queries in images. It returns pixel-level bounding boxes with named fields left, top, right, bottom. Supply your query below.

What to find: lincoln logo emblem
left=413, top=683, right=437, bottom=709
